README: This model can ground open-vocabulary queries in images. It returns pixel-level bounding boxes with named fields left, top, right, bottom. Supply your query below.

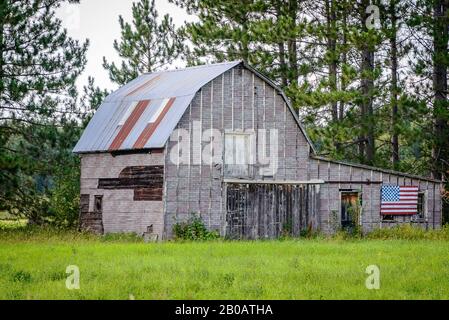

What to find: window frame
left=416, top=191, right=427, bottom=221
left=339, top=190, right=363, bottom=227
left=223, top=131, right=254, bottom=178
left=94, top=195, right=103, bottom=214
left=382, top=214, right=395, bottom=222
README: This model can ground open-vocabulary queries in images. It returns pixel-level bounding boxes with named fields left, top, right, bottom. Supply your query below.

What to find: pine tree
left=171, top=0, right=260, bottom=64
left=407, top=0, right=449, bottom=179
left=0, top=0, right=88, bottom=124
left=170, top=0, right=447, bottom=185
left=103, top=0, right=184, bottom=86
left=0, top=0, right=88, bottom=223
left=79, top=77, right=110, bottom=125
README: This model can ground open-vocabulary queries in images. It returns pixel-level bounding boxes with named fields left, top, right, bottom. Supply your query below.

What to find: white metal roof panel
left=73, top=61, right=240, bottom=153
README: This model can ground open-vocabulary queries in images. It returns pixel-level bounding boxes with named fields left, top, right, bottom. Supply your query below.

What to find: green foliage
left=103, top=0, right=185, bottom=85
left=1, top=232, right=449, bottom=299
left=0, top=219, right=27, bottom=230
left=0, top=0, right=88, bottom=114
left=0, top=120, right=84, bottom=227
left=79, top=76, right=110, bottom=125
left=365, top=224, right=449, bottom=241
left=0, top=224, right=95, bottom=243
left=47, top=157, right=80, bottom=228
left=0, top=0, right=88, bottom=226
left=101, top=232, right=144, bottom=243
left=171, top=0, right=448, bottom=185
left=345, top=198, right=362, bottom=236
left=0, top=224, right=147, bottom=243
left=329, top=210, right=340, bottom=234
left=297, top=226, right=321, bottom=239
left=173, top=213, right=220, bottom=241
left=12, top=271, right=32, bottom=283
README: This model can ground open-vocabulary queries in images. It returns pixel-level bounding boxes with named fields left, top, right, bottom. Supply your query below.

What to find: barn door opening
left=225, top=183, right=319, bottom=239
left=340, top=191, right=361, bottom=231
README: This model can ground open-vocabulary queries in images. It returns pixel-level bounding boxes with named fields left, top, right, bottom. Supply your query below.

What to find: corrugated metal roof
left=73, top=61, right=241, bottom=153
left=73, top=60, right=317, bottom=154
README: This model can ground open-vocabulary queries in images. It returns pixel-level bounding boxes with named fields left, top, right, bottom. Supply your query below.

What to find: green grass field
left=1, top=224, right=449, bottom=300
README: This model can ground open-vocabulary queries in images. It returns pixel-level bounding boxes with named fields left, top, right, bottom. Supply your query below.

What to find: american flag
left=380, top=185, right=418, bottom=215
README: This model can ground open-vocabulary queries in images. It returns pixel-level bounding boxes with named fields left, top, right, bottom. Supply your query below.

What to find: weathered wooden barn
left=73, top=61, right=443, bottom=239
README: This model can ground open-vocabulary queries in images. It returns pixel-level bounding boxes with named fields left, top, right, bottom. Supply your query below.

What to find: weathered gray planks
left=225, top=183, right=319, bottom=239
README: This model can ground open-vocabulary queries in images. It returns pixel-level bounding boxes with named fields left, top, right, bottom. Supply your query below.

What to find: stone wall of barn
left=80, top=152, right=165, bottom=238
left=308, top=158, right=442, bottom=234
left=163, top=64, right=313, bottom=238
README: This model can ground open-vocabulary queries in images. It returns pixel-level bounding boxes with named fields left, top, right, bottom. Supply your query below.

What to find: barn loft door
left=225, top=183, right=319, bottom=239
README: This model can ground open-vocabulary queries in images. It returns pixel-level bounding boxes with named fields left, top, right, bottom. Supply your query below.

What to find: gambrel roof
left=73, top=61, right=316, bottom=154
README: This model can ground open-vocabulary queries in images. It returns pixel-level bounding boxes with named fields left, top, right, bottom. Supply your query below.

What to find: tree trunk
left=241, top=18, right=250, bottom=63
left=0, top=0, right=5, bottom=98
left=339, top=0, right=347, bottom=121
left=326, top=0, right=339, bottom=122
left=287, top=0, right=298, bottom=87
left=278, top=42, right=288, bottom=87
left=432, top=0, right=449, bottom=179
left=275, top=1, right=288, bottom=87
left=390, top=0, right=400, bottom=168
left=359, top=0, right=375, bottom=165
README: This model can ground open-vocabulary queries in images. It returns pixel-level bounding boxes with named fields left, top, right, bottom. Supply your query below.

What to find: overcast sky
left=55, top=0, right=195, bottom=92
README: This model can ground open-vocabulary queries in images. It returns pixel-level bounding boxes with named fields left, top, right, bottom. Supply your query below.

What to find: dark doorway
left=340, top=191, right=360, bottom=231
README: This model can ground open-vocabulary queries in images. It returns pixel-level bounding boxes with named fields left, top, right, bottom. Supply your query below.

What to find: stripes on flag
left=380, top=185, right=418, bottom=215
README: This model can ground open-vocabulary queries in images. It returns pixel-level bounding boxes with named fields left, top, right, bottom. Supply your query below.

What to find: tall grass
left=365, top=224, right=449, bottom=240
left=1, top=239, right=449, bottom=299
left=2, top=219, right=449, bottom=242
left=1, top=222, right=449, bottom=299
left=0, top=221, right=143, bottom=244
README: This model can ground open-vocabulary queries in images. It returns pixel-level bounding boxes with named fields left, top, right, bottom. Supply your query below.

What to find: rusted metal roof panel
left=73, top=61, right=241, bottom=153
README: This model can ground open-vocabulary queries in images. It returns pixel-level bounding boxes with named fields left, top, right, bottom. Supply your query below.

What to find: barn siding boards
left=80, top=152, right=165, bottom=237
left=163, top=64, right=315, bottom=238
left=163, top=63, right=441, bottom=238
left=225, top=183, right=320, bottom=239
left=79, top=62, right=442, bottom=239
left=79, top=194, right=104, bottom=234
left=308, top=158, right=442, bottom=233
left=97, top=165, right=163, bottom=201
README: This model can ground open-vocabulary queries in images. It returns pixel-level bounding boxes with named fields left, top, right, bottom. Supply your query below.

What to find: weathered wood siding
left=80, top=152, right=165, bottom=237
left=309, top=158, right=442, bottom=233
left=163, top=64, right=442, bottom=238
left=79, top=194, right=103, bottom=234
left=163, top=64, right=312, bottom=238
left=226, top=183, right=319, bottom=239
left=79, top=64, right=442, bottom=239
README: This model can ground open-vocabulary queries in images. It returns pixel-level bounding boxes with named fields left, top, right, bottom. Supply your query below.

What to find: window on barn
left=224, top=132, right=253, bottom=178
left=417, top=192, right=426, bottom=219
left=382, top=215, right=395, bottom=222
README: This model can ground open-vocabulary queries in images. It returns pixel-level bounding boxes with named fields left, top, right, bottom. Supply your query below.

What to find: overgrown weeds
left=365, top=224, right=449, bottom=240
left=0, top=221, right=143, bottom=243
left=2, top=217, right=449, bottom=243
left=172, top=213, right=220, bottom=241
